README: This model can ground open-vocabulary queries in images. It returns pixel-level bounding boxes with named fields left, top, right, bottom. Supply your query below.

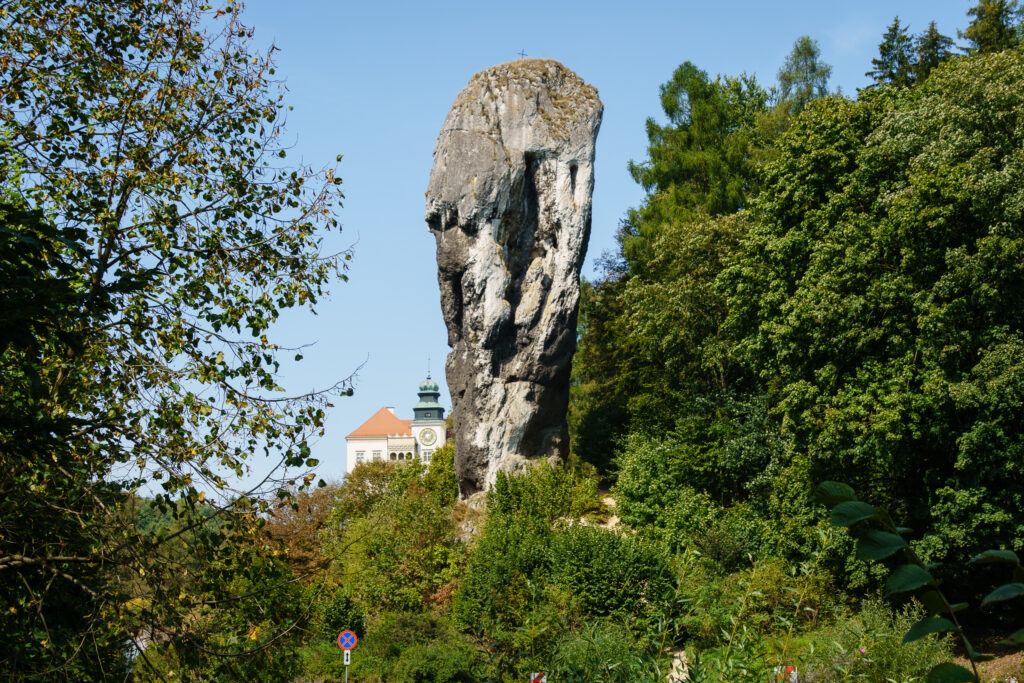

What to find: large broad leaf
left=964, top=643, right=993, bottom=663
left=811, top=481, right=856, bottom=506
left=830, top=501, right=876, bottom=527
left=885, top=564, right=934, bottom=596
left=873, top=507, right=898, bottom=530
left=919, top=590, right=947, bottom=615
left=1005, top=628, right=1024, bottom=645
left=857, top=529, right=907, bottom=561
left=903, top=616, right=957, bottom=644
left=970, top=549, right=1020, bottom=565
left=926, top=663, right=977, bottom=683
left=980, top=582, right=1024, bottom=608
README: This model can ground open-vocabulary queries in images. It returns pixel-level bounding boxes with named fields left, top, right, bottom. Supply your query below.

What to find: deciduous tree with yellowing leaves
left=0, top=0, right=350, bottom=677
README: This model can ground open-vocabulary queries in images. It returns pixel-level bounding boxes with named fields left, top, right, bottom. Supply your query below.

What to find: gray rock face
left=425, top=59, right=603, bottom=496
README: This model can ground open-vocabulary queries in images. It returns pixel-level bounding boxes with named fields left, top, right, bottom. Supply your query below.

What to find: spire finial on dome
left=427, top=354, right=431, bottom=379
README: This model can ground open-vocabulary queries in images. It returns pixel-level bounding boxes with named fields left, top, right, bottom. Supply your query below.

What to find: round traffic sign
left=338, top=630, right=357, bottom=650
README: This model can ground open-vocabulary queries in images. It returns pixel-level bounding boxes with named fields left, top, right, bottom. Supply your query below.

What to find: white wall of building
left=346, top=422, right=449, bottom=473
left=345, top=436, right=387, bottom=474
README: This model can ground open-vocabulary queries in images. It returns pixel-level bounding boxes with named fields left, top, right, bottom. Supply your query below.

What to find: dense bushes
left=801, top=600, right=952, bottom=681
left=294, top=42, right=1024, bottom=683
left=574, top=49, right=1024, bottom=606
left=450, top=464, right=682, bottom=678
left=251, top=453, right=963, bottom=682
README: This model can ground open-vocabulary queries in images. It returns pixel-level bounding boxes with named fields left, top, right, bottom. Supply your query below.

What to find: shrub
left=308, top=582, right=365, bottom=638
left=548, top=620, right=668, bottom=683
left=488, top=461, right=603, bottom=524
left=803, top=599, right=952, bottom=681
left=549, top=526, right=675, bottom=634
left=322, top=461, right=465, bottom=614
left=452, top=514, right=554, bottom=629
left=348, top=612, right=484, bottom=683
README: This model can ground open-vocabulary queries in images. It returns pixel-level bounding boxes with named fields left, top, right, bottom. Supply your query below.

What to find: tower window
left=425, top=412, right=431, bottom=418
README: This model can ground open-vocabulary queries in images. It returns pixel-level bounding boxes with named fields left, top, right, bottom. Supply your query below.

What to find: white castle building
left=345, top=373, right=448, bottom=474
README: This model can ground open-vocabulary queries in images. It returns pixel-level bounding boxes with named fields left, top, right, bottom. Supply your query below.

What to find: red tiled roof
left=346, top=407, right=413, bottom=438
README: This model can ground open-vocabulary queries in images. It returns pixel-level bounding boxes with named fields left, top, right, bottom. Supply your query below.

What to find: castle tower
left=410, top=371, right=446, bottom=462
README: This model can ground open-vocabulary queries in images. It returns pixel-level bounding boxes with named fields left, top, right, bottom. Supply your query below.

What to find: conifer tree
left=960, top=0, right=1022, bottom=53
left=914, top=21, right=956, bottom=81
left=867, top=16, right=915, bottom=87
left=777, top=36, right=832, bottom=114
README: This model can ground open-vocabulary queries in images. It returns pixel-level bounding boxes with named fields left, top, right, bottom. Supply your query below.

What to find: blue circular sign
left=338, top=630, right=357, bottom=650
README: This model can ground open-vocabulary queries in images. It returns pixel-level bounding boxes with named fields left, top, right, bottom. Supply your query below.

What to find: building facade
left=345, top=374, right=447, bottom=474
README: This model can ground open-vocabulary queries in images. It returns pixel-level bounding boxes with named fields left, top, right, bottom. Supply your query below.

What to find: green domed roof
left=413, top=371, right=445, bottom=422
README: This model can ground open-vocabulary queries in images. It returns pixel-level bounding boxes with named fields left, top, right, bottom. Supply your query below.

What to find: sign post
left=338, top=630, right=357, bottom=683
left=530, top=674, right=547, bottom=683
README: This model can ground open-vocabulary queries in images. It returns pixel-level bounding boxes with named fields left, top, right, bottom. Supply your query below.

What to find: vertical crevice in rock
left=425, top=59, right=603, bottom=495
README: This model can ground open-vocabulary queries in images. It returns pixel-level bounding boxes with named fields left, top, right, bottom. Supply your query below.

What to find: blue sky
left=238, top=0, right=971, bottom=482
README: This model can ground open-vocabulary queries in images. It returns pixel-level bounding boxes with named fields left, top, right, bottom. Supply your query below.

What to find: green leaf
left=1004, top=628, right=1024, bottom=645
left=885, top=564, right=934, bottom=595
left=903, top=616, right=957, bottom=644
left=856, top=529, right=907, bottom=560
left=811, top=481, right=857, bottom=505
left=970, top=549, right=1020, bottom=565
left=926, top=663, right=977, bottom=683
left=980, top=583, right=1024, bottom=608
left=830, top=501, right=876, bottom=527
left=965, top=644, right=993, bottom=663
left=919, top=590, right=947, bottom=615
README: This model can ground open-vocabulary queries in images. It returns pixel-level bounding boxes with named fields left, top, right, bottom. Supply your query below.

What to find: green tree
left=613, top=213, right=750, bottom=434
left=1, top=199, right=135, bottom=677
left=571, top=60, right=784, bottom=472
left=569, top=269, right=630, bottom=474
left=627, top=63, right=770, bottom=221
left=323, top=461, right=465, bottom=614
left=914, top=21, right=956, bottom=82
left=723, top=52, right=1024, bottom=583
left=960, top=0, right=1022, bottom=53
left=867, top=17, right=915, bottom=87
left=423, top=441, right=459, bottom=508
left=1, top=0, right=347, bottom=676
left=777, top=36, right=833, bottom=114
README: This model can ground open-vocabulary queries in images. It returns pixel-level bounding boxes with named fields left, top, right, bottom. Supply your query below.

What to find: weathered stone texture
left=425, top=59, right=602, bottom=496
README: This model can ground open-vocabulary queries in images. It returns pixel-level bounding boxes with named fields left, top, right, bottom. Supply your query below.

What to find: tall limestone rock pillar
left=425, top=59, right=603, bottom=496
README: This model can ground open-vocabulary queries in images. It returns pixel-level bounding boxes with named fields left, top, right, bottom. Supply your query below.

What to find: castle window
left=425, top=412, right=431, bottom=418
left=356, top=450, right=365, bottom=465
left=372, top=450, right=381, bottom=461
left=422, top=450, right=433, bottom=464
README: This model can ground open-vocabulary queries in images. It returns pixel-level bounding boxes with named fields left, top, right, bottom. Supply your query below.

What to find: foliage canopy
left=0, top=0, right=347, bottom=676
